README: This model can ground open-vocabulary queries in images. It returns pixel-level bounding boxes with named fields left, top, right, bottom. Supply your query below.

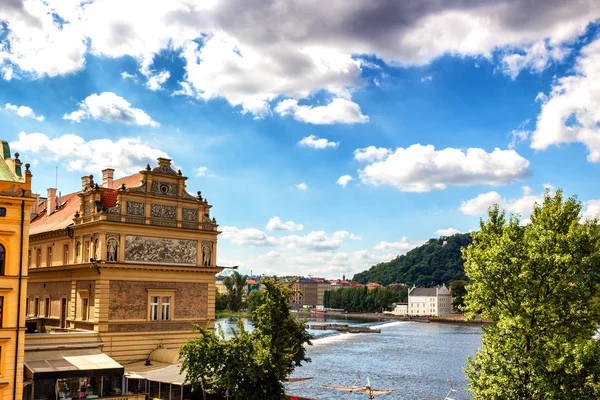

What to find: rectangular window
left=28, top=250, right=31, bottom=268
left=44, top=297, right=50, bottom=317
left=34, top=298, right=40, bottom=316
left=0, top=296, right=3, bottom=327
left=161, top=296, right=171, bottom=321
left=46, top=247, right=52, bottom=267
left=150, top=296, right=159, bottom=321
left=85, top=242, right=90, bottom=262
left=82, top=298, right=89, bottom=321
left=26, top=297, right=30, bottom=316
left=63, top=244, right=69, bottom=265
left=36, top=249, right=41, bottom=268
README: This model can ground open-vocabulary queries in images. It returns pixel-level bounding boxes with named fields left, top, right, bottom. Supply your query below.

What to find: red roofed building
left=25, top=158, right=222, bottom=366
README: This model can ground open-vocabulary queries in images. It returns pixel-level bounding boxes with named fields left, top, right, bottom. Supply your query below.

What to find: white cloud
left=4, top=103, right=44, bottom=121
left=336, top=175, right=354, bottom=188
left=63, top=92, right=159, bottom=127
left=434, top=227, right=462, bottom=236
left=220, top=226, right=277, bottom=247
left=296, top=183, right=308, bottom=190
left=2, top=66, right=14, bottom=81
left=582, top=200, right=600, bottom=221
left=459, top=186, right=545, bottom=217
left=195, top=166, right=215, bottom=177
left=420, top=75, right=433, bottom=82
left=1, top=0, right=598, bottom=118
left=357, top=144, right=531, bottom=192
left=266, top=217, right=304, bottom=232
left=145, top=70, right=170, bottom=91
left=374, top=236, right=425, bottom=254
left=501, top=41, right=570, bottom=79
left=121, top=71, right=138, bottom=81
left=298, top=135, right=339, bottom=149
left=531, top=37, right=600, bottom=162
left=10, top=131, right=169, bottom=176
left=279, top=230, right=360, bottom=251
left=353, top=146, right=391, bottom=162
left=275, top=98, right=368, bottom=124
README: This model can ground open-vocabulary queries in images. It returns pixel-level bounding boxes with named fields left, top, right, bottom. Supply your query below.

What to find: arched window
left=0, top=244, right=5, bottom=275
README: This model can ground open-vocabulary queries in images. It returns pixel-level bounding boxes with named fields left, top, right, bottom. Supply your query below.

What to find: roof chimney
left=102, top=168, right=115, bottom=189
left=30, top=193, right=40, bottom=219
left=81, top=175, right=91, bottom=191
left=46, top=188, right=56, bottom=217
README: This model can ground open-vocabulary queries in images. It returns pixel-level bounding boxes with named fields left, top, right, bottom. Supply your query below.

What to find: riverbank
left=215, top=310, right=251, bottom=319
left=318, top=311, right=491, bottom=326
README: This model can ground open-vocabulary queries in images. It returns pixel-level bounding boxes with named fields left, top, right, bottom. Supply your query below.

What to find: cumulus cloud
left=275, top=98, right=368, bottom=124
left=220, top=226, right=277, bottom=247
left=434, top=227, right=462, bottom=236
left=353, top=146, right=391, bottom=162
left=459, top=186, right=545, bottom=217
left=531, top=37, right=600, bottom=162
left=296, top=183, right=308, bottom=190
left=298, top=135, right=339, bottom=149
left=2, top=0, right=597, bottom=118
left=581, top=200, right=600, bottom=221
left=421, top=75, right=433, bottom=82
left=266, top=217, right=304, bottom=232
left=501, top=41, right=570, bottom=79
left=145, top=70, right=170, bottom=91
left=357, top=144, right=531, bottom=192
left=121, top=71, right=138, bottom=81
left=10, top=131, right=168, bottom=176
left=279, top=230, right=360, bottom=251
left=336, top=175, right=354, bottom=188
left=195, top=166, right=215, bottom=177
left=63, top=92, right=159, bottom=127
left=4, top=103, right=44, bottom=121
left=374, top=236, right=425, bottom=253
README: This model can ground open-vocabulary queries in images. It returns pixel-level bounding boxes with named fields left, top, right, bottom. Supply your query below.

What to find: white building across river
left=408, top=285, right=452, bottom=317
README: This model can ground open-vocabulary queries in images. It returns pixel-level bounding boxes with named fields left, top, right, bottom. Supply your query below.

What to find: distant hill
left=352, top=233, right=473, bottom=286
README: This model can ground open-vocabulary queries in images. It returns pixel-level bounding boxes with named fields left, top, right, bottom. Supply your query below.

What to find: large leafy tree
left=223, top=271, right=248, bottom=311
left=463, top=190, right=600, bottom=399
left=180, top=278, right=312, bottom=400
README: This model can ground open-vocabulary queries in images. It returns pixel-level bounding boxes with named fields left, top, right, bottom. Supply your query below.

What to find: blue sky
left=1, top=1, right=600, bottom=278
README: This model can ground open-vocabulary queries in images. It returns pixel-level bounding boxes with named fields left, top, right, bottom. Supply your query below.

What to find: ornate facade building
left=25, top=158, right=222, bottom=367
left=0, top=142, right=35, bottom=400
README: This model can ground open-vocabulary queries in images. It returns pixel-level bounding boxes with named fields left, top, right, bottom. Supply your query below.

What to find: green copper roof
left=1, top=141, right=10, bottom=159
left=0, top=159, right=15, bottom=181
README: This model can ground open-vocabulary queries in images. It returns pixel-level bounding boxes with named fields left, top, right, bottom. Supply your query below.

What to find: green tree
left=215, top=290, right=227, bottom=312
left=180, top=278, right=312, bottom=400
left=223, top=271, right=247, bottom=311
left=246, top=289, right=266, bottom=313
left=463, top=190, right=600, bottom=399
left=449, top=280, right=468, bottom=313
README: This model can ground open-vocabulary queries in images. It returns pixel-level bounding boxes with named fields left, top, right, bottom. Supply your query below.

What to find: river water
left=217, top=316, right=482, bottom=400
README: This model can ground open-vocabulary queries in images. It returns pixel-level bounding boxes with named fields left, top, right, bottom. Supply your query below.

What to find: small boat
left=326, top=377, right=396, bottom=399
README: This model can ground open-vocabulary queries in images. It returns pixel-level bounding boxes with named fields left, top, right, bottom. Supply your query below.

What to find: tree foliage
left=324, top=286, right=400, bottom=312
left=246, top=289, right=266, bottom=314
left=180, top=278, right=312, bottom=400
left=352, top=233, right=472, bottom=286
left=463, top=190, right=600, bottom=399
left=449, top=280, right=468, bottom=313
left=222, top=271, right=248, bottom=311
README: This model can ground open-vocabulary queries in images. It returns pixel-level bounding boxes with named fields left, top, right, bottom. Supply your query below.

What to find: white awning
left=25, top=348, right=123, bottom=379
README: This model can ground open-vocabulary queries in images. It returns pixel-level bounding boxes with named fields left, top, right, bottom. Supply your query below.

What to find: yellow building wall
left=0, top=180, right=35, bottom=400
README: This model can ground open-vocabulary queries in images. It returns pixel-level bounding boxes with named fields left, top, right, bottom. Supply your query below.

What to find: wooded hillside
left=352, top=233, right=472, bottom=286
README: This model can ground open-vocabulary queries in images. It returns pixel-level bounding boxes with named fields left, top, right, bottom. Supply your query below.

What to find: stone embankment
left=316, top=311, right=491, bottom=326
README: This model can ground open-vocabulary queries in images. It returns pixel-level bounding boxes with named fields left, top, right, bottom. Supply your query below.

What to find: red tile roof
left=30, top=173, right=142, bottom=235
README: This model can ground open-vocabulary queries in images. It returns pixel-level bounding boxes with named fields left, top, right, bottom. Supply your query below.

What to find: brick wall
left=27, top=281, right=71, bottom=317
left=108, top=322, right=198, bottom=332
left=109, top=281, right=208, bottom=320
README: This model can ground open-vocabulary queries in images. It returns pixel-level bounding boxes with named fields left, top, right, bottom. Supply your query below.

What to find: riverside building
left=407, top=285, right=452, bottom=317
left=23, top=158, right=222, bottom=400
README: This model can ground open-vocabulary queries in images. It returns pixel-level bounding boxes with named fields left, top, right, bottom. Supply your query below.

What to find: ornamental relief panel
left=151, top=181, right=178, bottom=197
left=182, top=208, right=198, bottom=222
left=124, top=235, right=197, bottom=265
left=126, top=201, right=145, bottom=216
left=150, top=203, right=177, bottom=219
left=84, top=201, right=92, bottom=216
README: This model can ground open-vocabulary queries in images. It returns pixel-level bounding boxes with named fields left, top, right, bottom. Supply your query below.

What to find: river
left=217, top=316, right=482, bottom=400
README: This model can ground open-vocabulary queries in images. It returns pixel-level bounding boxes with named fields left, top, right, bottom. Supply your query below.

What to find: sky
left=1, top=1, right=600, bottom=279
